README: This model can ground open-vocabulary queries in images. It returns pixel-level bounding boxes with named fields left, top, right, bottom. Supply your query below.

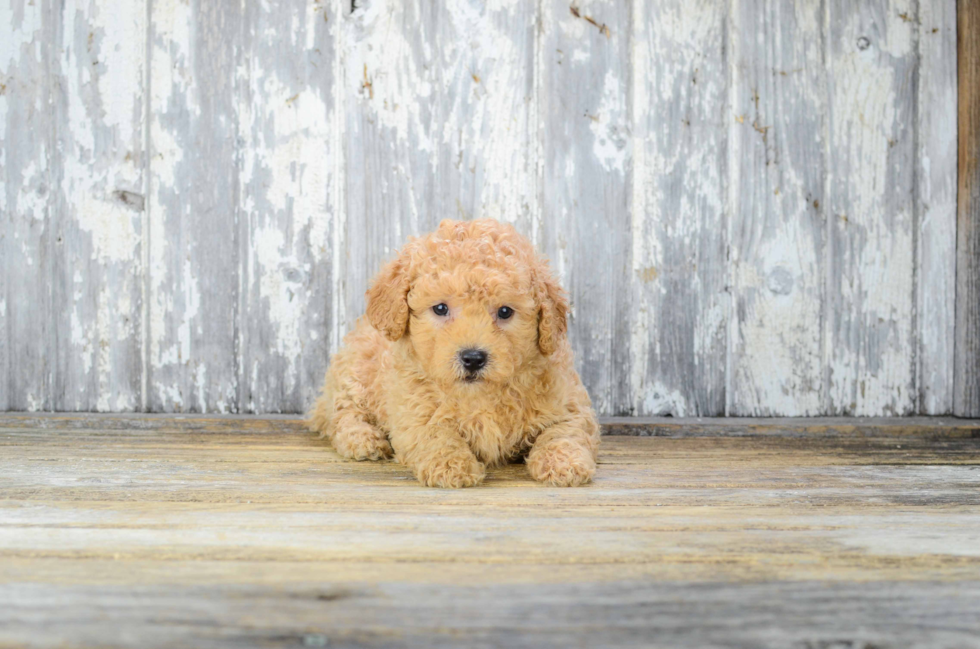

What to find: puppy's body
left=308, top=219, right=599, bottom=488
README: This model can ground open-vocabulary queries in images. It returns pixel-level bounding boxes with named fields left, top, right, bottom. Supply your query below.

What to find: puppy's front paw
left=526, top=440, right=596, bottom=487
left=332, top=423, right=393, bottom=461
left=414, top=451, right=486, bottom=488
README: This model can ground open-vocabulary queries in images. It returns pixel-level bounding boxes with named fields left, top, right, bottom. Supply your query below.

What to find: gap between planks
left=0, top=413, right=977, bottom=438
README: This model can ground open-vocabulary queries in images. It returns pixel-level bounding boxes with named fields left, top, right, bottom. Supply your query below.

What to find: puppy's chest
left=454, top=407, right=534, bottom=464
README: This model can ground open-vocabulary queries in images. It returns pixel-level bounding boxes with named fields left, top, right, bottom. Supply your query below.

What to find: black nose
left=459, top=348, right=488, bottom=372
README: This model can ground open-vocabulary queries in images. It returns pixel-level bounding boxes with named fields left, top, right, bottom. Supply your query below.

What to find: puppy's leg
left=309, top=384, right=392, bottom=461
left=332, top=412, right=392, bottom=462
left=306, top=386, right=335, bottom=438
left=391, top=423, right=485, bottom=488
left=526, top=414, right=600, bottom=487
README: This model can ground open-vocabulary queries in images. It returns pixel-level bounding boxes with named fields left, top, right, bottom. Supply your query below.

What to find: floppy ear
left=365, top=252, right=412, bottom=341
left=535, top=265, right=569, bottom=356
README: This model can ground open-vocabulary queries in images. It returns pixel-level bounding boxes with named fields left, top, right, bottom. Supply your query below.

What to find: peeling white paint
left=827, top=3, right=916, bottom=416
left=252, top=224, right=305, bottom=380
left=193, top=363, right=206, bottom=413
left=915, top=0, right=957, bottom=414
left=178, top=259, right=200, bottom=366
left=147, top=202, right=169, bottom=371
left=214, top=397, right=230, bottom=414
left=732, top=223, right=823, bottom=415
left=147, top=0, right=197, bottom=411
left=15, top=161, right=48, bottom=221
left=628, top=1, right=651, bottom=410
left=344, top=0, right=434, bottom=152
left=26, top=393, right=43, bottom=412
left=155, top=383, right=183, bottom=410
left=0, top=6, right=41, bottom=192
left=640, top=382, right=689, bottom=418
left=71, top=310, right=93, bottom=377
left=436, top=0, right=535, bottom=224
left=47, top=0, right=147, bottom=410
left=630, top=0, right=727, bottom=416
left=588, top=70, right=629, bottom=175
left=232, top=0, right=341, bottom=412
left=0, top=3, right=39, bottom=68
left=485, top=0, right=523, bottom=10
left=556, top=6, right=587, bottom=40
left=241, top=70, right=332, bottom=262
left=2, top=1, right=53, bottom=409
left=95, top=287, right=114, bottom=412
left=0, top=0, right=960, bottom=416
left=328, top=0, right=347, bottom=358
left=70, top=195, right=141, bottom=263
left=726, top=0, right=826, bottom=416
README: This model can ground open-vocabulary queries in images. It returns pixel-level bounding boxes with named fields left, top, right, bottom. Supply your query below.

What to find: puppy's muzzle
left=459, top=348, right=488, bottom=381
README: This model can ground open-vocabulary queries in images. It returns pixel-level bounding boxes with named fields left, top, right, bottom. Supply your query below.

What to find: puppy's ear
left=366, top=252, right=412, bottom=341
left=535, top=265, right=569, bottom=356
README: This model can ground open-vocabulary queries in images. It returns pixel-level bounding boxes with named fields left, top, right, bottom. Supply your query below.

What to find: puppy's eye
left=497, top=306, right=514, bottom=320
left=432, top=303, right=449, bottom=317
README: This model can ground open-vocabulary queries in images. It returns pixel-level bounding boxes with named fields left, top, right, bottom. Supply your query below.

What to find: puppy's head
left=366, top=219, right=568, bottom=387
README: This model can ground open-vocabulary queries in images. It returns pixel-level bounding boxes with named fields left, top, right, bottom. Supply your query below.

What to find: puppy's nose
left=459, top=348, right=488, bottom=372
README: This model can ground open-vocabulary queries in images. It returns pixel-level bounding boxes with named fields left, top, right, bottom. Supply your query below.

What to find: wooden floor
left=2, top=415, right=980, bottom=649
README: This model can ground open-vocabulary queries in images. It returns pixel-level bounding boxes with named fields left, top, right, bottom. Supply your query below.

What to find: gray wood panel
left=916, top=0, right=957, bottom=414
left=631, top=1, right=728, bottom=417
left=237, top=0, right=339, bottom=413
left=955, top=0, right=980, bottom=416
left=147, top=0, right=242, bottom=412
left=1, top=0, right=51, bottom=410
left=342, top=0, right=536, bottom=331
left=49, top=0, right=146, bottom=411
left=0, top=0, right=967, bottom=417
left=540, top=0, right=632, bottom=415
left=825, top=0, right=918, bottom=415
left=431, top=0, right=537, bottom=233
left=728, top=0, right=825, bottom=416
left=342, top=0, right=440, bottom=331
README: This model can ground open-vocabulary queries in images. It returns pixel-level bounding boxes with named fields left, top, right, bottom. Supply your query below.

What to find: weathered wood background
left=0, top=0, right=966, bottom=416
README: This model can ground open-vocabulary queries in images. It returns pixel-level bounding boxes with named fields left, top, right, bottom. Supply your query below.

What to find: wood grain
left=147, top=0, right=242, bottom=412
left=955, top=0, right=980, bottom=416
left=49, top=0, right=147, bottom=412
left=0, top=0, right=968, bottom=417
left=916, top=0, right=957, bottom=414
left=1, top=415, right=979, bottom=648
left=2, top=580, right=980, bottom=649
left=631, top=0, right=727, bottom=417
left=342, top=0, right=439, bottom=334
left=728, top=0, right=825, bottom=416
left=825, top=0, right=917, bottom=415
left=1, top=0, right=51, bottom=411
left=539, top=0, right=632, bottom=415
left=431, top=0, right=537, bottom=232
left=342, top=0, right=537, bottom=333
left=237, top=0, right=339, bottom=413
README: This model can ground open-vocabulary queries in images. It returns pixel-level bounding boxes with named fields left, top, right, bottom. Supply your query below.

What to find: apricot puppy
left=308, top=219, right=599, bottom=488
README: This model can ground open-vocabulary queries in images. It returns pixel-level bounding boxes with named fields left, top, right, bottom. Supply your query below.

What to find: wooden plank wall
left=955, top=0, right=980, bottom=416
left=0, top=0, right=964, bottom=417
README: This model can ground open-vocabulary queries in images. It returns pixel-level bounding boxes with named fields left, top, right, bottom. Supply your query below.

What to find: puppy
left=307, top=219, right=599, bottom=488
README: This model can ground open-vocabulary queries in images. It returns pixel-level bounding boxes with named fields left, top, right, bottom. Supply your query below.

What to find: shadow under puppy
left=308, top=219, right=599, bottom=488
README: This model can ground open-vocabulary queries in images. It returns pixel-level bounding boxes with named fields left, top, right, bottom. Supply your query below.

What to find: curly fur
left=307, top=219, right=600, bottom=488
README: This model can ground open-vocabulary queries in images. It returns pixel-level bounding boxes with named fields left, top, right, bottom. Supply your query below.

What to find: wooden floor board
left=1, top=415, right=979, bottom=648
